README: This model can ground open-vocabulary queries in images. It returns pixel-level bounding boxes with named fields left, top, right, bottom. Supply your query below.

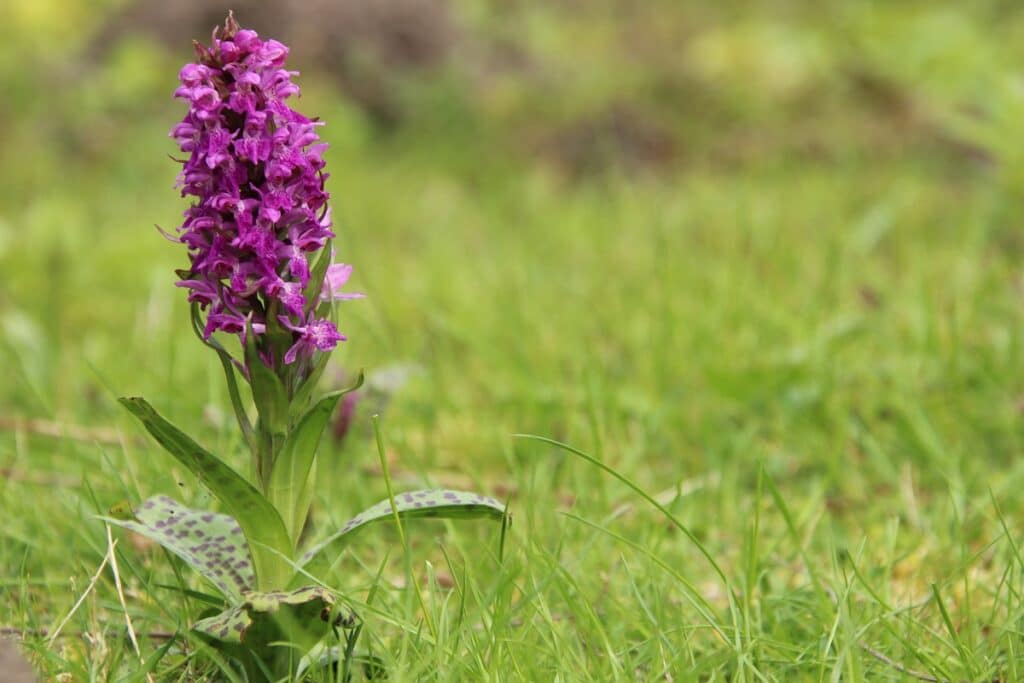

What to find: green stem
left=190, top=303, right=255, bottom=452
left=255, top=421, right=281, bottom=495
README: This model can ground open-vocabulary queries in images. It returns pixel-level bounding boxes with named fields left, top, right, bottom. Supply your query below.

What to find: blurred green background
left=4, top=0, right=1024, bottom=678
left=4, top=0, right=1023, bottom=440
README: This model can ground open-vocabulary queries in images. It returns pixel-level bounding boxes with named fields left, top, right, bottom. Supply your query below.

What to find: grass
left=4, top=0, right=1024, bottom=680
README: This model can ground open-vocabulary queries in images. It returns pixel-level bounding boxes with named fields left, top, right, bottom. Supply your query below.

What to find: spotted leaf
left=193, top=585, right=353, bottom=651
left=101, top=496, right=255, bottom=602
left=117, top=397, right=293, bottom=590
left=300, top=489, right=508, bottom=571
left=193, top=606, right=250, bottom=644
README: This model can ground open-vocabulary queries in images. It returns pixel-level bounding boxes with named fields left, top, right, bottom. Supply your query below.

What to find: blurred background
left=6, top=2, right=1024, bottom=676
left=3, top=0, right=1024, bottom=577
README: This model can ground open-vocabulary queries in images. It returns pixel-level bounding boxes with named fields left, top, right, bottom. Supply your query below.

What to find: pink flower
left=320, top=263, right=365, bottom=302
left=170, top=13, right=359, bottom=370
left=279, top=314, right=347, bottom=365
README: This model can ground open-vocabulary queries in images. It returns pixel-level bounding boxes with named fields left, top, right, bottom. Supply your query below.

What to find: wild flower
left=169, top=12, right=356, bottom=372
left=102, top=14, right=508, bottom=680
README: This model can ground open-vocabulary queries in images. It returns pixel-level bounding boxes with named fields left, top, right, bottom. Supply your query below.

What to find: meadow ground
left=3, top=1, right=1024, bottom=680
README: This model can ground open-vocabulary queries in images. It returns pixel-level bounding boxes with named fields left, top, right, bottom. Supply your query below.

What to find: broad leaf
left=301, top=490, right=507, bottom=571
left=193, top=605, right=249, bottom=644
left=101, top=496, right=254, bottom=603
left=269, top=374, right=364, bottom=545
left=118, top=397, right=293, bottom=590
left=193, top=585, right=353, bottom=650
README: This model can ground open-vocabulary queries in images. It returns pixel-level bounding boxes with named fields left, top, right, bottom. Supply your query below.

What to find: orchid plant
left=103, top=13, right=507, bottom=679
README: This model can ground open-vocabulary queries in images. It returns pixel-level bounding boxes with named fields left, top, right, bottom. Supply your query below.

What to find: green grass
left=4, top=1, right=1024, bottom=680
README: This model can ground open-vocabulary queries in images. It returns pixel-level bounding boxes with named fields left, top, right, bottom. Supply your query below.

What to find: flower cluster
left=170, top=14, right=358, bottom=367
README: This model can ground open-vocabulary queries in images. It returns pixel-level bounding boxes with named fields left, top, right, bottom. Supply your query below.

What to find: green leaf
left=301, top=241, right=333, bottom=315
left=244, top=323, right=288, bottom=437
left=193, top=585, right=354, bottom=654
left=300, top=489, right=508, bottom=572
left=269, top=374, right=364, bottom=546
left=193, top=605, right=249, bottom=644
left=288, top=352, right=334, bottom=418
left=100, top=496, right=254, bottom=603
left=117, top=397, right=293, bottom=590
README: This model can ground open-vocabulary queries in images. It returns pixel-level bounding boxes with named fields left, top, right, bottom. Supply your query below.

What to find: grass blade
left=513, top=434, right=734, bottom=595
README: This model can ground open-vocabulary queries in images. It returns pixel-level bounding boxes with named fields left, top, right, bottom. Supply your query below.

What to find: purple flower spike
left=169, top=13, right=358, bottom=369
